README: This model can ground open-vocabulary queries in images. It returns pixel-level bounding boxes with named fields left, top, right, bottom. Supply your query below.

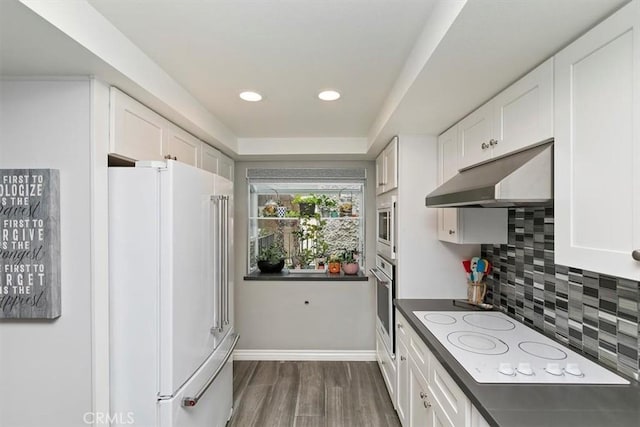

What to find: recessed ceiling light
left=318, top=90, right=341, bottom=101
left=239, top=91, right=262, bottom=102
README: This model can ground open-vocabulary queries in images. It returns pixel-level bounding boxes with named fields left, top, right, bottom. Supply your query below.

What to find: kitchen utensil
left=462, top=260, right=471, bottom=273
left=477, top=259, right=486, bottom=275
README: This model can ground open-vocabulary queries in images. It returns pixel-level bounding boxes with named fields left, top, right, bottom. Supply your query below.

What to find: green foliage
left=257, top=241, right=286, bottom=263
left=340, top=249, right=359, bottom=264
left=328, top=253, right=341, bottom=263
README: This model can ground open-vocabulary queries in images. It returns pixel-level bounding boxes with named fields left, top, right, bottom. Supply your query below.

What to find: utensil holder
left=467, top=281, right=487, bottom=305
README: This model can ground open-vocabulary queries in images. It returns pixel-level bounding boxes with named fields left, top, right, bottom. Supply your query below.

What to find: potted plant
left=341, top=249, right=360, bottom=275
left=317, top=194, right=338, bottom=217
left=256, top=241, right=286, bottom=273
left=292, top=194, right=317, bottom=217
left=327, top=254, right=342, bottom=274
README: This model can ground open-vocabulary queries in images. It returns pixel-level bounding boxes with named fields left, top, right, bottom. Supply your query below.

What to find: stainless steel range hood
left=426, top=142, right=553, bottom=208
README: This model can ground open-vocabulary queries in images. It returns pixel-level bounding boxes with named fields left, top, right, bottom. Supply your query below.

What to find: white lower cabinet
left=396, top=339, right=410, bottom=425
left=376, top=329, right=397, bottom=406
left=394, top=310, right=490, bottom=427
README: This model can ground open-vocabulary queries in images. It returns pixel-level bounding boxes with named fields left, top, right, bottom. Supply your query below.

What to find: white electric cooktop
left=413, top=311, right=629, bottom=384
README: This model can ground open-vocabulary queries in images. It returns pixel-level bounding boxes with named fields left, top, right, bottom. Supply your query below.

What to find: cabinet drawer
left=396, top=311, right=430, bottom=380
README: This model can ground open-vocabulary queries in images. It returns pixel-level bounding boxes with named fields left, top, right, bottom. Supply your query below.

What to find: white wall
left=0, top=79, right=94, bottom=427
left=234, top=160, right=376, bottom=353
left=396, top=134, right=477, bottom=299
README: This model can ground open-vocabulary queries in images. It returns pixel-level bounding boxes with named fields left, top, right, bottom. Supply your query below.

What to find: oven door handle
left=369, top=268, right=389, bottom=287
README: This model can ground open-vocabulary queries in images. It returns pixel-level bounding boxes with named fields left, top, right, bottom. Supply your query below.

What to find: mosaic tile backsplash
left=481, top=207, right=640, bottom=380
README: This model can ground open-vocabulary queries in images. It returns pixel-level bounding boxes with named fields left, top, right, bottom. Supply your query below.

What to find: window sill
left=243, top=269, right=369, bottom=281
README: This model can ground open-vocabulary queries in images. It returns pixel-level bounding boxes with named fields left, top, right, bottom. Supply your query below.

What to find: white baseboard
left=233, top=349, right=377, bottom=361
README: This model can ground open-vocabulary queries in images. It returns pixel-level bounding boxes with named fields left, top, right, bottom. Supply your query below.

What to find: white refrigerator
left=109, top=160, right=236, bottom=427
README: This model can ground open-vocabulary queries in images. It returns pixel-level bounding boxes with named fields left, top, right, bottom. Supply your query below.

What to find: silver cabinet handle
left=419, top=391, right=426, bottom=399
left=400, top=355, right=406, bottom=361
left=397, top=323, right=403, bottom=329
left=183, top=333, right=239, bottom=407
left=489, top=138, right=498, bottom=146
left=481, top=142, right=489, bottom=150
left=632, top=250, right=640, bottom=261
left=423, top=399, right=432, bottom=409
left=448, top=229, right=455, bottom=235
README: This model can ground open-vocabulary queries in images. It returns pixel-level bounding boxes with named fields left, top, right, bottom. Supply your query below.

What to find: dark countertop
left=394, top=299, right=640, bottom=427
left=244, top=269, right=368, bottom=281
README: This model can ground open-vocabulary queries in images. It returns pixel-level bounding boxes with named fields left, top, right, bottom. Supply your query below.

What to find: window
left=246, top=168, right=366, bottom=276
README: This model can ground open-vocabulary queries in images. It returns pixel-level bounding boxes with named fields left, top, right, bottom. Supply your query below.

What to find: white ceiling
left=0, top=0, right=631, bottom=158
left=88, top=0, right=438, bottom=138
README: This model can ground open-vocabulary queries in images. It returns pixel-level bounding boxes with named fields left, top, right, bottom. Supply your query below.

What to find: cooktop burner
left=462, top=313, right=515, bottom=331
left=447, top=331, right=509, bottom=355
left=413, top=310, right=629, bottom=385
left=423, top=313, right=456, bottom=325
left=518, top=341, right=567, bottom=360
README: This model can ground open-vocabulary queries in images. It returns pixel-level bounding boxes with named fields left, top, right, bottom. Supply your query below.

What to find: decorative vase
left=257, top=259, right=285, bottom=273
left=328, top=262, right=341, bottom=274
left=342, top=262, right=359, bottom=275
left=277, top=206, right=287, bottom=217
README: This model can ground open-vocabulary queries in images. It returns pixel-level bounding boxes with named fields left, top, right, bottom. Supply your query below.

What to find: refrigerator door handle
left=183, top=333, right=240, bottom=407
left=210, top=195, right=223, bottom=332
left=223, top=195, right=230, bottom=325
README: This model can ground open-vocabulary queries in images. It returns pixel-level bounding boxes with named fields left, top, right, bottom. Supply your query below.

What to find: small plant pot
left=342, top=262, right=359, bottom=275
left=328, top=262, right=341, bottom=274
left=298, top=202, right=316, bottom=217
left=257, top=259, right=285, bottom=273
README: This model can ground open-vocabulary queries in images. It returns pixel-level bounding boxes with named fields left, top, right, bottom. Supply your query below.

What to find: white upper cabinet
left=166, top=123, right=201, bottom=167
left=458, top=58, right=554, bottom=171
left=110, top=87, right=168, bottom=162
left=554, top=0, right=640, bottom=281
left=201, top=143, right=234, bottom=182
left=458, top=102, right=494, bottom=170
left=437, top=126, right=507, bottom=244
left=376, top=136, right=399, bottom=195
left=200, top=143, right=220, bottom=175
left=217, top=153, right=235, bottom=182
left=491, top=58, right=554, bottom=158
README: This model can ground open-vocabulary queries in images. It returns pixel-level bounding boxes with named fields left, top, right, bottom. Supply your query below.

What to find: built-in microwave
left=376, top=194, right=396, bottom=261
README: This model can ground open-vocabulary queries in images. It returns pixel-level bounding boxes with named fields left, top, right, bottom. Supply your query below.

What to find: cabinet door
left=437, top=126, right=461, bottom=242
left=201, top=143, right=220, bottom=174
left=375, top=152, right=386, bottom=195
left=470, top=406, right=491, bottom=427
left=457, top=102, right=493, bottom=170
left=409, top=358, right=435, bottom=427
left=166, top=124, right=201, bottom=167
left=396, top=339, right=410, bottom=426
left=555, top=0, right=640, bottom=280
left=385, top=136, right=399, bottom=192
left=492, top=57, right=554, bottom=158
left=110, top=87, right=167, bottom=161
left=218, top=154, right=235, bottom=182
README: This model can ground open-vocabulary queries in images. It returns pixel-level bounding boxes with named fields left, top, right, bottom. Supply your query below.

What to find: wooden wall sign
left=0, top=169, right=61, bottom=319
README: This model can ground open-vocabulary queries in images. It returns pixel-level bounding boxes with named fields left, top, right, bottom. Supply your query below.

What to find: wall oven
left=376, top=194, right=396, bottom=261
left=371, top=255, right=395, bottom=359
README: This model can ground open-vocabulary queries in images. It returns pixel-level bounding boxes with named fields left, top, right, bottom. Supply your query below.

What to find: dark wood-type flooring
left=230, top=361, right=401, bottom=427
